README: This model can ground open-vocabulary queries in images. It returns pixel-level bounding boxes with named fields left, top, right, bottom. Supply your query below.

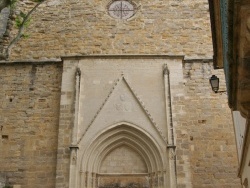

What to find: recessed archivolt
left=80, top=123, right=165, bottom=174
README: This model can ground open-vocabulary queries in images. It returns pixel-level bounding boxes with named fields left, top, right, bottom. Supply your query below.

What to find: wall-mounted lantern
left=209, top=75, right=219, bottom=93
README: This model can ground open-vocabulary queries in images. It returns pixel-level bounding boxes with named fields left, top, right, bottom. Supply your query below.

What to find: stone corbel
left=69, top=145, right=79, bottom=164
left=69, top=145, right=79, bottom=188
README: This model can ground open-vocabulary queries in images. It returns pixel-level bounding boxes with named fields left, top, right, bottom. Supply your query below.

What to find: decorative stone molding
left=72, top=67, right=81, bottom=145
left=63, top=57, right=180, bottom=188
left=78, top=123, right=168, bottom=188
left=107, top=0, right=137, bottom=20
left=77, top=75, right=167, bottom=144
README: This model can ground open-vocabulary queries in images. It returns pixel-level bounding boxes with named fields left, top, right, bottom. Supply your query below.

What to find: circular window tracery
left=108, top=0, right=135, bottom=20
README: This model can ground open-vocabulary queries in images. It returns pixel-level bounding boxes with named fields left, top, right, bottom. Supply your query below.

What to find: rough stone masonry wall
left=0, top=7, right=10, bottom=56
left=7, top=0, right=212, bottom=60
left=173, top=61, right=241, bottom=188
left=0, top=62, right=62, bottom=188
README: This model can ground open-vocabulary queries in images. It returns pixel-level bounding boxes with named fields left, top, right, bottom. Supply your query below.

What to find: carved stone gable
left=61, top=56, right=182, bottom=188
left=78, top=76, right=166, bottom=144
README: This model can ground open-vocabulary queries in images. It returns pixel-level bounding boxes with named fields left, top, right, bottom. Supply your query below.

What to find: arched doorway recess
left=78, top=123, right=168, bottom=188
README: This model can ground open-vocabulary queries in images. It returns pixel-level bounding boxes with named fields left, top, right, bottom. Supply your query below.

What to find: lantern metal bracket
left=209, top=75, right=227, bottom=94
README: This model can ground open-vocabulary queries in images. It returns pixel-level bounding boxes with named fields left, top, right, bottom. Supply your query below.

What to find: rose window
left=108, top=1, right=135, bottom=20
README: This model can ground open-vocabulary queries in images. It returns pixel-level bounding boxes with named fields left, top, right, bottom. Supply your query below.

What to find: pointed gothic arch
left=77, top=122, right=168, bottom=188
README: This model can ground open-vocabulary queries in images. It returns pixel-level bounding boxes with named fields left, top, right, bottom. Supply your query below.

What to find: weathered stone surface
left=0, top=0, right=242, bottom=187
left=6, top=0, right=212, bottom=60
left=174, top=61, right=240, bottom=187
left=60, top=57, right=174, bottom=188
left=0, top=62, right=62, bottom=188
left=0, top=8, right=10, bottom=37
left=0, top=59, right=241, bottom=188
left=0, top=7, right=10, bottom=57
left=100, top=146, right=148, bottom=173
left=98, top=176, right=149, bottom=188
left=55, top=57, right=241, bottom=188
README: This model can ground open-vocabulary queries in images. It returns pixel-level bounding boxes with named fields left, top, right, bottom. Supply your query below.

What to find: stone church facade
left=0, top=0, right=242, bottom=188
